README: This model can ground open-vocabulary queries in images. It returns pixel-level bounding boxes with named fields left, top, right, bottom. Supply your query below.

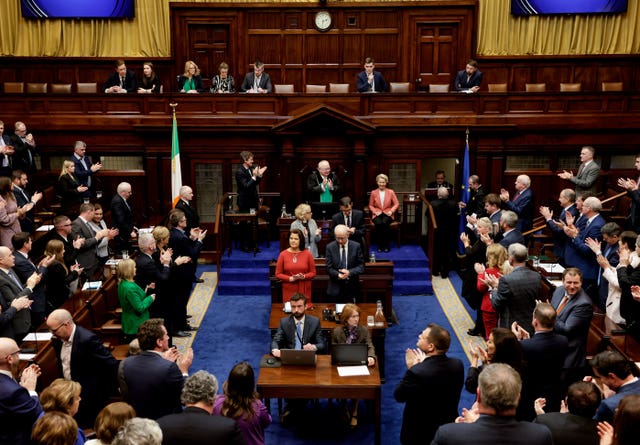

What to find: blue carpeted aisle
left=192, top=244, right=475, bottom=445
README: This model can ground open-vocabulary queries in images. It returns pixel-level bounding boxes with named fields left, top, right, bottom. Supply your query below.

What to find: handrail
left=421, top=193, right=437, bottom=271
left=523, top=223, right=548, bottom=237
left=601, top=190, right=627, bottom=205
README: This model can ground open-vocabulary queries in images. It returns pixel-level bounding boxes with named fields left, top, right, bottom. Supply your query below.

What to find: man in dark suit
left=325, top=224, right=364, bottom=302
left=585, top=222, right=621, bottom=311
left=157, top=370, right=245, bottom=445
left=235, top=150, right=267, bottom=252
left=488, top=243, right=540, bottom=336
left=11, top=170, right=41, bottom=234
left=70, top=141, right=101, bottom=196
left=271, top=293, right=325, bottom=354
left=394, top=323, right=464, bottom=444
left=512, top=302, right=569, bottom=413
left=427, top=170, right=454, bottom=198
left=110, top=181, right=136, bottom=253
left=0, top=337, right=43, bottom=445
left=551, top=268, right=594, bottom=387
left=534, top=381, right=601, bottom=445
left=135, top=232, right=172, bottom=325
left=103, top=59, right=137, bottom=93
left=35, top=215, right=82, bottom=267
left=498, top=210, right=525, bottom=249
left=0, top=119, right=15, bottom=178
left=175, top=185, right=200, bottom=233
left=460, top=174, right=486, bottom=220
left=72, top=203, right=113, bottom=279
left=12, top=232, right=52, bottom=328
left=46, top=309, right=119, bottom=429
left=331, top=196, right=365, bottom=251
left=356, top=57, right=387, bottom=93
left=239, top=60, right=273, bottom=93
left=500, top=174, right=534, bottom=233
left=119, top=318, right=193, bottom=419
left=617, top=153, right=640, bottom=233
left=589, top=350, right=640, bottom=423
left=563, top=196, right=605, bottom=302
left=540, top=188, right=579, bottom=266
left=617, top=241, right=640, bottom=338
left=558, top=145, right=600, bottom=194
left=454, top=59, right=483, bottom=93
left=9, top=121, right=37, bottom=173
left=433, top=363, right=552, bottom=445
left=431, top=187, right=459, bottom=277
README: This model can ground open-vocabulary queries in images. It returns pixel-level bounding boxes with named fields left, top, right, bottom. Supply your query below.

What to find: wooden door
left=413, top=23, right=459, bottom=92
left=187, top=24, right=231, bottom=87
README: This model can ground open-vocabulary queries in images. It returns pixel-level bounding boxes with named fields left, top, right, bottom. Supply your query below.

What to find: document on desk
left=22, top=332, right=53, bottom=342
left=82, top=281, right=103, bottom=290
left=337, top=366, right=370, bottom=377
left=538, top=263, right=565, bottom=274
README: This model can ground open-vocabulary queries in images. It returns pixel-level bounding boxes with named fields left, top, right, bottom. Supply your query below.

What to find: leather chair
left=487, top=83, right=507, bottom=92
left=329, top=83, right=349, bottom=93
left=77, top=82, right=98, bottom=93
left=560, top=82, right=581, bottom=92
left=389, top=82, right=410, bottom=93
left=4, top=82, right=24, bottom=93
left=51, top=83, right=72, bottom=94
left=428, top=84, right=450, bottom=93
left=305, top=84, right=327, bottom=93
left=525, top=83, right=546, bottom=92
left=274, top=84, right=294, bottom=93
left=601, top=82, right=623, bottom=92
left=26, top=83, right=48, bottom=93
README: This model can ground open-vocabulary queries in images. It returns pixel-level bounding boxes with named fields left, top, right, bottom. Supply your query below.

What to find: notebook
left=331, top=343, right=368, bottom=366
left=279, top=349, right=317, bottom=366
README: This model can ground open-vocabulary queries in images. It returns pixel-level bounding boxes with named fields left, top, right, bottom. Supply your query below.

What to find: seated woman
left=31, top=412, right=78, bottom=445
left=178, top=60, right=205, bottom=93
left=85, top=402, right=136, bottom=445
left=332, top=303, right=376, bottom=427
left=210, top=62, right=235, bottom=93
left=275, top=229, right=316, bottom=305
left=44, top=239, right=83, bottom=311
left=212, top=362, right=272, bottom=445
left=138, top=61, right=161, bottom=94
left=58, top=160, right=88, bottom=216
left=368, top=173, right=399, bottom=252
left=39, top=378, right=86, bottom=445
left=290, top=203, right=321, bottom=258
left=117, top=258, right=155, bottom=343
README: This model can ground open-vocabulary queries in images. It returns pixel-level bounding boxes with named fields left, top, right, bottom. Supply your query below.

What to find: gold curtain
left=1, top=0, right=639, bottom=57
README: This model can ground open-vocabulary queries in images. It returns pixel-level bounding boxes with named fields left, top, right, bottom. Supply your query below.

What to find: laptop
left=331, top=343, right=368, bottom=366
left=279, top=349, right=317, bottom=366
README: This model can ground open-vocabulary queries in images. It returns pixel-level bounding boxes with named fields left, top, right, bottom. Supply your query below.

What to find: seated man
left=454, top=59, right=483, bottom=93
left=325, top=225, right=365, bottom=302
left=356, top=57, right=387, bottom=93
left=331, top=196, right=365, bottom=252
left=270, top=292, right=325, bottom=356
left=103, top=59, right=137, bottom=94
left=240, top=60, right=272, bottom=93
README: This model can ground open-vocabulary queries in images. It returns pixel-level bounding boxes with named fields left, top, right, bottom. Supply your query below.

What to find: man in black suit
left=9, top=121, right=37, bottom=173
left=175, top=185, right=200, bottom=233
left=500, top=174, right=534, bottom=233
left=119, top=318, right=193, bottom=419
left=12, top=232, right=52, bottom=327
left=498, top=210, right=525, bottom=249
left=540, top=188, right=579, bottom=266
left=432, top=363, right=552, bottom=445
left=585, top=222, right=621, bottom=311
left=427, top=170, right=454, bottom=199
left=271, top=293, right=325, bottom=355
left=135, top=232, right=172, bottom=325
left=307, top=159, right=340, bottom=203
left=72, top=203, right=114, bottom=279
left=235, top=151, right=267, bottom=252
left=431, top=187, right=459, bottom=277
left=0, top=119, right=15, bottom=178
left=34, top=215, right=83, bottom=267
left=70, top=141, right=101, bottom=196
left=356, top=57, right=387, bottom=93
left=46, top=309, right=119, bottom=429
left=325, top=224, right=364, bottom=302
left=617, top=152, right=640, bottom=233
left=512, top=302, right=569, bottom=414
left=459, top=175, right=486, bottom=228
left=103, top=59, right=137, bottom=94
left=11, top=170, right=41, bottom=234
left=534, top=381, right=601, bottom=445
left=487, top=243, right=540, bottom=336
left=394, top=323, right=464, bottom=444
left=110, top=181, right=136, bottom=253
left=239, top=60, right=273, bottom=93
left=331, top=196, right=365, bottom=251
left=158, top=370, right=245, bottom=445
left=454, top=59, right=483, bottom=93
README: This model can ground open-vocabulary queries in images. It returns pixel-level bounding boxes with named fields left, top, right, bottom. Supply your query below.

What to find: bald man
left=307, top=160, right=340, bottom=203
left=0, top=337, right=43, bottom=445
left=325, top=224, right=364, bottom=302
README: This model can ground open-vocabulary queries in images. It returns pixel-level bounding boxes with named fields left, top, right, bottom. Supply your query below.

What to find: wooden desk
left=224, top=211, right=258, bottom=256
left=269, top=303, right=387, bottom=380
left=257, top=355, right=382, bottom=445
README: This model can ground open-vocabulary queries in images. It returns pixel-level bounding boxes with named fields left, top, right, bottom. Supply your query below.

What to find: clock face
left=314, top=11, right=332, bottom=32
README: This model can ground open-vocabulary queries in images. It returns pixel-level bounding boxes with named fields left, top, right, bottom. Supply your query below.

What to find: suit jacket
left=356, top=70, right=387, bottom=92
left=44, top=261, right=78, bottom=310
left=51, top=325, right=119, bottom=428
left=594, top=378, right=640, bottom=422
left=499, top=229, right=525, bottom=249
left=158, top=406, right=245, bottom=445
left=58, top=173, right=83, bottom=214
left=13, top=252, right=47, bottom=314
left=572, top=161, right=600, bottom=194
left=331, top=209, right=365, bottom=246
left=9, top=133, right=37, bottom=173
left=0, top=373, right=43, bottom=445
left=491, top=266, right=541, bottom=336
left=454, top=69, right=483, bottom=91
left=369, top=188, right=400, bottom=219
left=135, top=252, right=170, bottom=319
left=325, top=240, right=364, bottom=299
left=103, top=69, right=137, bottom=93
left=503, top=188, right=534, bottom=233
left=168, top=227, right=202, bottom=280
left=71, top=154, right=96, bottom=191
left=307, top=170, right=340, bottom=203
left=617, top=263, right=640, bottom=326
left=433, top=414, right=552, bottom=445
left=175, top=199, right=200, bottom=232
left=394, top=354, right=464, bottom=444
left=240, top=72, right=273, bottom=93
left=271, top=314, right=326, bottom=352
left=12, top=185, right=35, bottom=233
left=564, top=214, right=605, bottom=280
left=467, top=186, right=487, bottom=217
left=551, top=286, right=593, bottom=370
left=177, top=74, right=205, bottom=93
left=534, top=412, right=599, bottom=445
left=119, top=350, right=185, bottom=420
left=0, top=269, right=33, bottom=340
left=628, top=188, right=640, bottom=231
left=235, top=165, right=262, bottom=211
left=331, top=324, right=376, bottom=360
left=546, top=204, right=580, bottom=263
left=71, top=216, right=101, bottom=276
left=110, top=194, right=134, bottom=249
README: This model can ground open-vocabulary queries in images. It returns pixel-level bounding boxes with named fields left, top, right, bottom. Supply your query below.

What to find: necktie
left=577, top=163, right=584, bottom=176
left=512, top=192, right=520, bottom=201
left=80, top=157, right=91, bottom=186
left=295, top=321, right=303, bottom=349
left=556, top=295, right=570, bottom=314
left=7, top=270, right=22, bottom=289
left=120, top=77, right=124, bottom=88
left=340, top=246, right=347, bottom=269
left=346, top=213, right=351, bottom=227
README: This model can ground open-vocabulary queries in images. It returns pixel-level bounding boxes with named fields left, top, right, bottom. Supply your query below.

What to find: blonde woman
left=178, top=60, right=204, bottom=93
left=44, top=239, right=83, bottom=310
left=290, top=203, right=321, bottom=258
left=369, top=173, right=399, bottom=252
left=475, top=243, right=513, bottom=339
left=118, top=258, right=155, bottom=342
left=58, top=160, right=88, bottom=214
left=40, top=378, right=86, bottom=445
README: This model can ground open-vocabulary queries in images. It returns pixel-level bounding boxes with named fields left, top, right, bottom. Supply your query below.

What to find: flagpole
left=170, top=102, right=183, bottom=208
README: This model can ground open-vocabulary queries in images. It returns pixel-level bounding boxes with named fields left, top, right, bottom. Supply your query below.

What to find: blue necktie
left=598, top=245, right=611, bottom=286
left=295, top=321, right=302, bottom=350
left=340, top=246, right=347, bottom=269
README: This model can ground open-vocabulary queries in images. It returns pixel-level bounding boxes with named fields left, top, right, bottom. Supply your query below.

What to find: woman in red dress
left=475, top=243, right=512, bottom=339
left=276, top=229, right=316, bottom=305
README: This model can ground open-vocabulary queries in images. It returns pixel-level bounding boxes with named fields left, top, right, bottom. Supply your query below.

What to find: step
left=394, top=267, right=430, bottom=280
left=217, top=281, right=271, bottom=296
left=393, top=280, right=433, bottom=295
left=220, top=268, right=270, bottom=281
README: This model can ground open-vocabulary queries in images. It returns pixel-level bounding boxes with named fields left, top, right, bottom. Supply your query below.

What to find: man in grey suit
left=487, top=243, right=540, bottom=336
left=432, top=363, right=553, bottom=445
left=550, top=267, right=594, bottom=388
left=558, top=145, right=600, bottom=194
left=239, top=60, right=273, bottom=93
left=71, top=203, right=116, bottom=279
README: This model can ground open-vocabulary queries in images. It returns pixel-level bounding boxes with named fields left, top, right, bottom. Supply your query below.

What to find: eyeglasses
left=49, top=322, right=67, bottom=334
left=5, top=349, right=21, bottom=359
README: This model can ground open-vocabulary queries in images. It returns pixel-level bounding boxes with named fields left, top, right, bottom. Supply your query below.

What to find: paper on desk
left=337, top=366, right=370, bottom=377
left=22, top=332, right=53, bottom=342
left=549, top=280, right=564, bottom=288
left=538, top=263, right=565, bottom=274
left=19, top=353, right=36, bottom=361
left=82, top=281, right=102, bottom=290
left=36, top=225, right=54, bottom=232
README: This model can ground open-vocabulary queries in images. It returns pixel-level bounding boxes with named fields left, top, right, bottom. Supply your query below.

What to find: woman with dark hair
left=178, top=60, right=204, bottom=93
left=138, top=62, right=161, bottom=94
left=39, top=378, right=86, bottom=445
left=0, top=175, right=29, bottom=247
left=44, top=239, right=83, bottom=311
left=599, top=394, right=640, bottom=445
left=210, top=62, right=235, bottom=93
left=275, top=229, right=316, bottom=305
left=212, top=362, right=271, bottom=445
left=332, top=303, right=376, bottom=427
left=58, top=160, right=88, bottom=215
left=85, top=402, right=136, bottom=445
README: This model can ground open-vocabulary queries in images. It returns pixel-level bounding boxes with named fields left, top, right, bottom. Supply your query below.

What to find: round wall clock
left=314, top=10, right=332, bottom=32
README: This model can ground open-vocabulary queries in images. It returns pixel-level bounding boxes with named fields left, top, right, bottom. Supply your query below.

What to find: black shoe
left=194, top=278, right=205, bottom=283
left=467, top=328, right=482, bottom=337
left=187, top=314, right=193, bottom=319
left=186, top=325, right=199, bottom=331
left=441, top=272, right=449, bottom=279
left=172, top=331, right=192, bottom=337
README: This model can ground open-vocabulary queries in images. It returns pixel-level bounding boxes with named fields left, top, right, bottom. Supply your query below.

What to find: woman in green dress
left=117, top=258, right=155, bottom=342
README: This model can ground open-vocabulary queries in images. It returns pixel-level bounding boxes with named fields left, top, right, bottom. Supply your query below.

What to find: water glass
left=122, top=250, right=129, bottom=260
left=367, top=316, right=375, bottom=327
